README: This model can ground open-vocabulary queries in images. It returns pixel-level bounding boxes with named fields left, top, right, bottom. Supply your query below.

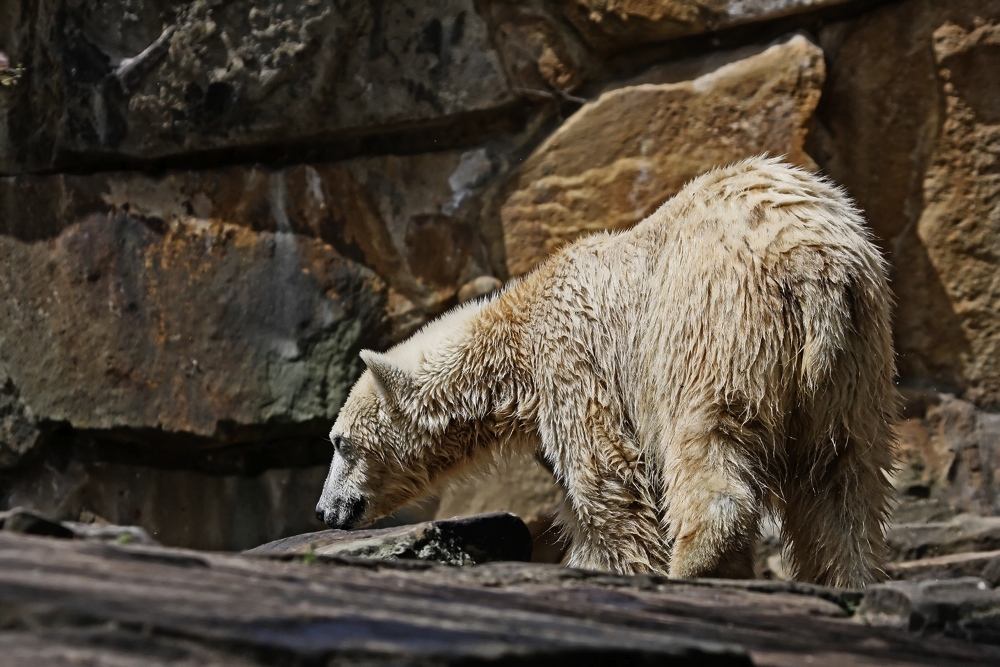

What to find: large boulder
left=0, top=170, right=387, bottom=443
left=816, top=0, right=1000, bottom=409
left=0, top=0, right=554, bottom=173
left=500, top=34, right=825, bottom=276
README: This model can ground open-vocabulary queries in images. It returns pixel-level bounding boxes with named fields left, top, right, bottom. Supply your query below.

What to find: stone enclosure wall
left=1, top=0, right=999, bottom=550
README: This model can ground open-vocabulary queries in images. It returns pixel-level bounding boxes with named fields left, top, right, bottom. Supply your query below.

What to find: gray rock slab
left=246, top=512, right=533, bottom=566
left=2, top=532, right=1000, bottom=665
left=888, top=550, right=1000, bottom=587
left=857, top=577, right=1000, bottom=645
left=1, top=0, right=520, bottom=173
left=888, top=515, right=1000, bottom=562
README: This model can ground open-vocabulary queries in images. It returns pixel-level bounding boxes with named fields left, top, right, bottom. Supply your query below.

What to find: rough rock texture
left=817, top=0, right=1000, bottom=409
left=501, top=34, right=824, bottom=275
left=4, top=531, right=1000, bottom=666
left=888, top=551, right=1000, bottom=586
left=0, top=171, right=386, bottom=441
left=893, top=390, right=1000, bottom=522
left=887, top=515, right=1000, bottom=563
left=559, top=0, right=860, bottom=53
left=248, top=512, right=533, bottom=566
left=857, top=577, right=1000, bottom=645
left=0, top=0, right=539, bottom=173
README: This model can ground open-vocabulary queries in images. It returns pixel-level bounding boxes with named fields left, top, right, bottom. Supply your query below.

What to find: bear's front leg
left=548, top=413, right=672, bottom=575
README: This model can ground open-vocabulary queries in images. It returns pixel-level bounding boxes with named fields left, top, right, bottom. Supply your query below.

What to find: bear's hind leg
left=780, top=436, right=893, bottom=588
left=664, top=431, right=762, bottom=580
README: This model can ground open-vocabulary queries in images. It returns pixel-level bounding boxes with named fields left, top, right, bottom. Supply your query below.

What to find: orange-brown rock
left=501, top=34, right=824, bottom=276
left=817, top=0, right=1000, bottom=409
left=559, top=0, right=856, bottom=53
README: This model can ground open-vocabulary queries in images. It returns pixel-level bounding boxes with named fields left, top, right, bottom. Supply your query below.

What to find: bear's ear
left=360, top=349, right=414, bottom=408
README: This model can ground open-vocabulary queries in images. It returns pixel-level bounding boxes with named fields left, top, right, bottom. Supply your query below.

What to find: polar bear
left=316, top=156, right=896, bottom=587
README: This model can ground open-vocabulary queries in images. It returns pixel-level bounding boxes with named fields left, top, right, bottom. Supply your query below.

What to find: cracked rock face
left=559, top=0, right=857, bottom=53
left=0, top=171, right=387, bottom=438
left=501, top=34, right=825, bottom=276
left=0, top=0, right=517, bottom=172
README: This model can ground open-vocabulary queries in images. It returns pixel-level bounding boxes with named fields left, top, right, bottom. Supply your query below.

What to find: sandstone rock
left=888, top=551, right=1000, bottom=586
left=817, top=0, right=1000, bottom=409
left=856, top=577, right=1000, bottom=645
left=501, top=34, right=825, bottom=276
left=0, top=1, right=523, bottom=173
left=247, top=512, right=533, bottom=566
left=887, top=515, right=1000, bottom=563
left=559, top=0, right=858, bottom=53
left=478, top=0, right=593, bottom=95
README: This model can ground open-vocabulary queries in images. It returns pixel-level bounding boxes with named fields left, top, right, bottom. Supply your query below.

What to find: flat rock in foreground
left=1, top=532, right=999, bottom=666
left=245, top=511, right=533, bottom=565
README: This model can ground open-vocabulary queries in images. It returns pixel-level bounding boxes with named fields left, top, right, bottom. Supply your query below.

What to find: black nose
left=315, top=507, right=325, bottom=523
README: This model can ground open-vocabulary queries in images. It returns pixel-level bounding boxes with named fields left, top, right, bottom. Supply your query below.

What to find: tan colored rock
left=817, top=1, right=1000, bottom=408
left=501, top=34, right=824, bottom=276
left=560, top=0, right=856, bottom=53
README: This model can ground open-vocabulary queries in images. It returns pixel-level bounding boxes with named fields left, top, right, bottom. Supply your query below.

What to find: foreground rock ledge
left=1, top=533, right=999, bottom=666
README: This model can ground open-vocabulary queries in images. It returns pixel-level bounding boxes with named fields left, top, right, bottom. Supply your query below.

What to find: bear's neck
left=414, top=291, right=537, bottom=459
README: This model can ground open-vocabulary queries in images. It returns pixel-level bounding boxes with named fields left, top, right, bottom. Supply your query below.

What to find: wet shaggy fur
left=316, top=156, right=897, bottom=587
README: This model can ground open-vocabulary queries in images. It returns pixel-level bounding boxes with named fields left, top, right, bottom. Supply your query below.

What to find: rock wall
left=2, top=0, right=999, bottom=550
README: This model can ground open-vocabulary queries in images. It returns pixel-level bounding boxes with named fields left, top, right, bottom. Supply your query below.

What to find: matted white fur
left=316, top=156, right=897, bottom=587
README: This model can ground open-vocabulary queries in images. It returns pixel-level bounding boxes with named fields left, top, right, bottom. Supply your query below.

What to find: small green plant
left=0, top=61, right=25, bottom=87
left=302, top=542, right=318, bottom=566
left=116, top=532, right=135, bottom=545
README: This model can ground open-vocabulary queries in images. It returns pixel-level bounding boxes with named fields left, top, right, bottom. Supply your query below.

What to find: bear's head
left=315, top=349, right=454, bottom=530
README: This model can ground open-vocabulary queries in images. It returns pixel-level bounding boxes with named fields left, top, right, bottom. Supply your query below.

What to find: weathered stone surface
left=4, top=531, right=1000, bottom=665
left=0, top=370, right=39, bottom=469
left=501, top=34, right=824, bottom=275
left=478, top=0, right=593, bottom=95
left=0, top=170, right=387, bottom=439
left=0, top=1, right=531, bottom=173
left=559, top=0, right=858, bottom=53
left=857, top=577, right=1000, bottom=645
left=1, top=458, right=328, bottom=552
left=248, top=512, right=533, bottom=566
left=817, top=0, right=1000, bottom=409
left=892, top=391, right=1000, bottom=523
left=888, top=551, right=1000, bottom=586
left=887, top=515, right=1000, bottom=563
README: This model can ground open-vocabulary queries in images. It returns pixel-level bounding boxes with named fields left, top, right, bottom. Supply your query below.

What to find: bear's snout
left=316, top=495, right=367, bottom=530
